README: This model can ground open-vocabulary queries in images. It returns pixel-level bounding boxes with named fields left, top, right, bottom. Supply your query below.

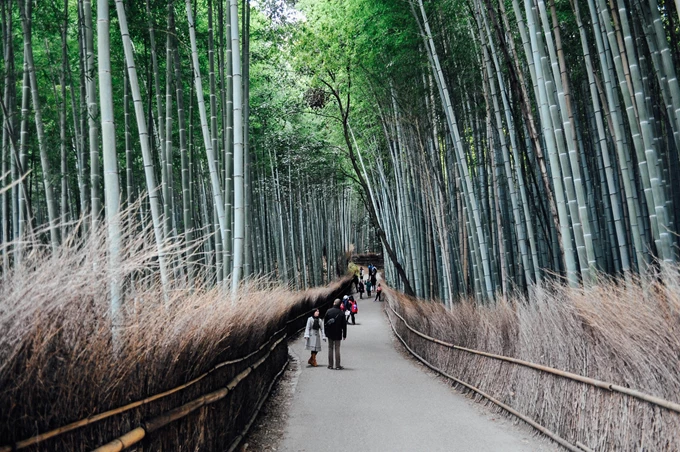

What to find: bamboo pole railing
left=92, top=334, right=288, bottom=452
left=386, top=301, right=680, bottom=414
left=1, top=280, right=350, bottom=452
left=225, top=352, right=291, bottom=452
left=0, top=327, right=287, bottom=452
left=89, top=288, right=348, bottom=452
left=384, top=305, right=584, bottom=452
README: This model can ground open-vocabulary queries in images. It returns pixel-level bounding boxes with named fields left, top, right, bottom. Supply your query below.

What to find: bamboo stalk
left=143, top=388, right=229, bottom=433
left=90, top=428, right=145, bottom=452
left=229, top=0, right=245, bottom=294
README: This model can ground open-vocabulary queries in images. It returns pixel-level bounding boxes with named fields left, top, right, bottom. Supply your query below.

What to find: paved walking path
left=280, top=291, right=557, bottom=452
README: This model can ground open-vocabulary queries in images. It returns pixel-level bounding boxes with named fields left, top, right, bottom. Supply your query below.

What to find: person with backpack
left=343, top=295, right=351, bottom=324
left=349, top=296, right=358, bottom=324
left=303, top=309, right=326, bottom=367
left=374, top=283, right=383, bottom=302
left=366, top=279, right=372, bottom=297
left=324, top=299, right=347, bottom=369
left=357, top=280, right=365, bottom=299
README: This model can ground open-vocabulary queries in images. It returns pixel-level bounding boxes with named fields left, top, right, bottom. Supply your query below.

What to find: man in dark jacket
left=324, top=299, right=347, bottom=369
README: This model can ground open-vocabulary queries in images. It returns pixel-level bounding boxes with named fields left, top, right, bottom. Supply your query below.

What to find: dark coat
left=324, top=306, right=347, bottom=340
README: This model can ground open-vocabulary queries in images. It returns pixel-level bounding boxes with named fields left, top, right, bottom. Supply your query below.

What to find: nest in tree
left=304, top=87, right=328, bottom=109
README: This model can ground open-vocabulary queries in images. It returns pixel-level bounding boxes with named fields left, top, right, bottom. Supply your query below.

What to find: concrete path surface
left=280, top=291, right=557, bottom=452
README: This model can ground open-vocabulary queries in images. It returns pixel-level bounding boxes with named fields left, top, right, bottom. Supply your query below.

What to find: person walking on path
left=324, top=299, right=347, bottom=369
left=349, top=296, right=358, bottom=324
left=352, top=272, right=359, bottom=292
left=374, top=283, right=383, bottom=302
left=366, top=279, right=372, bottom=297
left=370, top=273, right=377, bottom=290
left=357, top=280, right=365, bottom=299
left=343, top=295, right=351, bottom=324
left=304, top=309, right=326, bottom=367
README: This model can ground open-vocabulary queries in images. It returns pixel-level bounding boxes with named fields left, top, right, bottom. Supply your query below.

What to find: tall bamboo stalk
left=114, top=0, right=169, bottom=293
left=18, top=0, right=59, bottom=251
left=82, top=0, right=100, bottom=228
left=230, top=0, right=245, bottom=294
left=97, top=0, right=123, bottom=340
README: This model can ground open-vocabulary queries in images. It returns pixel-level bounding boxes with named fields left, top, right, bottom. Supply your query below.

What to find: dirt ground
left=239, top=349, right=300, bottom=452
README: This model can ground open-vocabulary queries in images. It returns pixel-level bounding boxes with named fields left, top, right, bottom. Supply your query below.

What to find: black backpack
left=325, top=311, right=342, bottom=327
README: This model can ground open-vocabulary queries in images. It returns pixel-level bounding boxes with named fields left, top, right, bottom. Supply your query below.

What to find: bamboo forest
left=1, top=0, right=680, bottom=451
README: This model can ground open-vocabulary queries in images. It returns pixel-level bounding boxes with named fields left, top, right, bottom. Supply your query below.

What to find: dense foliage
left=288, top=0, right=680, bottom=302
left=4, top=0, right=680, bottom=303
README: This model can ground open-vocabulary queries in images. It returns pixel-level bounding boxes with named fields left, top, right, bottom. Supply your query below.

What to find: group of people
left=353, top=264, right=382, bottom=301
left=304, top=297, right=349, bottom=369
left=303, top=264, right=384, bottom=369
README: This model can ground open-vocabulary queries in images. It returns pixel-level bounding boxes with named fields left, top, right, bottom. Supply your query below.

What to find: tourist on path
left=349, top=295, right=357, bottom=324
left=304, top=309, right=326, bottom=367
left=324, top=299, right=347, bottom=369
left=370, top=273, right=377, bottom=289
left=343, top=295, right=351, bottom=324
left=352, top=273, right=360, bottom=292
left=357, top=280, right=365, bottom=299
left=374, top=283, right=383, bottom=302
left=366, top=279, right=372, bottom=297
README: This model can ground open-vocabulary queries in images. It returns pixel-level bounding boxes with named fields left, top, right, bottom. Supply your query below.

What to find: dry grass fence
left=0, top=218, right=352, bottom=451
left=384, top=274, right=680, bottom=451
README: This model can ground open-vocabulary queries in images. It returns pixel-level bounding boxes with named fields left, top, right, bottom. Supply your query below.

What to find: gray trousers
left=328, top=338, right=341, bottom=368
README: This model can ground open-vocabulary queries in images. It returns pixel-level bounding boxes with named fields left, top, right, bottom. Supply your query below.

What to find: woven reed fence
left=0, top=278, right=352, bottom=452
left=384, top=284, right=680, bottom=451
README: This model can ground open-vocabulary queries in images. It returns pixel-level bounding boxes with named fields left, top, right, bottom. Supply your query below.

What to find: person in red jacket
left=374, top=283, right=383, bottom=302
left=348, top=295, right=357, bottom=324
